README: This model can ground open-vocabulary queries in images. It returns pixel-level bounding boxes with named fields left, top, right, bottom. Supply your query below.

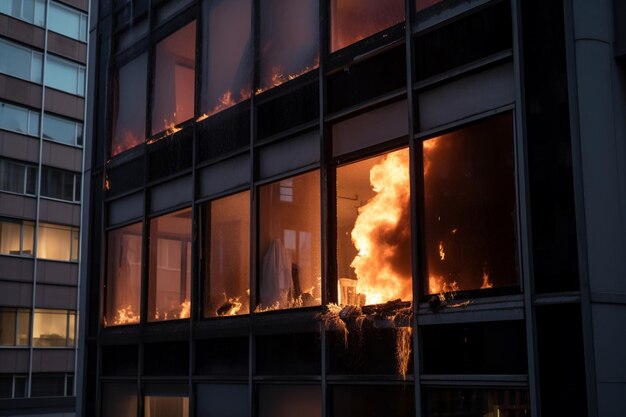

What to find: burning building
left=78, top=0, right=626, bottom=417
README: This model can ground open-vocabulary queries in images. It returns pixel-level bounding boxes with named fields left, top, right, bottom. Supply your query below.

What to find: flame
left=396, top=327, right=412, bottom=379
left=178, top=299, right=191, bottom=319
left=106, top=305, right=139, bottom=327
left=112, top=130, right=142, bottom=156
left=197, top=87, right=252, bottom=122
left=438, top=241, right=445, bottom=261
left=350, top=149, right=412, bottom=305
left=481, top=271, right=493, bottom=289
left=255, top=55, right=320, bottom=95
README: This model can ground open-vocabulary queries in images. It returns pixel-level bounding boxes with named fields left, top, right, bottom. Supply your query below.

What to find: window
left=258, top=0, right=319, bottom=93
left=151, top=21, right=196, bottom=135
left=258, top=170, right=321, bottom=311
left=0, top=218, right=34, bottom=256
left=32, top=309, right=75, bottom=347
left=111, top=53, right=147, bottom=156
left=30, top=373, right=73, bottom=397
left=0, top=38, right=43, bottom=83
left=37, top=222, right=79, bottom=262
left=101, top=383, right=138, bottom=417
left=258, top=385, right=322, bottom=417
left=200, top=0, right=252, bottom=119
left=197, top=384, right=248, bottom=417
left=0, top=374, right=27, bottom=399
left=41, top=166, right=81, bottom=202
left=43, top=113, right=83, bottom=146
left=203, top=191, right=250, bottom=317
left=336, top=148, right=412, bottom=306
left=423, top=114, right=518, bottom=295
left=0, top=101, right=40, bottom=136
left=330, top=0, right=405, bottom=52
left=0, top=308, right=30, bottom=346
left=148, top=208, right=192, bottom=322
left=144, top=396, right=189, bottom=417
left=0, top=158, right=37, bottom=195
left=48, top=1, right=88, bottom=42
left=424, top=388, right=530, bottom=416
left=44, top=55, right=85, bottom=96
left=0, top=0, right=45, bottom=26
left=104, top=222, right=142, bottom=326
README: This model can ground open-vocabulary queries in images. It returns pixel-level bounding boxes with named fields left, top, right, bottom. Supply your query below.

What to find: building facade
left=0, top=0, right=89, bottom=416
left=79, top=0, right=626, bottom=416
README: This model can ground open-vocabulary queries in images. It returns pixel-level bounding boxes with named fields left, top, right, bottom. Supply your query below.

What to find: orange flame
left=481, top=271, right=493, bottom=289
left=255, top=55, right=320, bottom=95
left=350, top=149, right=412, bottom=305
left=197, top=87, right=252, bottom=122
left=106, top=305, right=140, bottom=327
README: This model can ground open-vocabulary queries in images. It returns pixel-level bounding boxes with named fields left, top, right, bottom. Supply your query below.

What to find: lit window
left=0, top=218, right=34, bottom=256
left=258, top=0, right=319, bottom=93
left=330, top=0, right=405, bottom=52
left=32, top=309, right=75, bottom=347
left=37, top=222, right=79, bottom=262
left=0, top=38, right=43, bottom=83
left=200, top=0, right=252, bottom=119
left=144, top=396, right=189, bottom=417
left=104, top=222, right=142, bottom=326
left=43, top=113, right=83, bottom=146
left=424, top=114, right=518, bottom=295
left=111, top=53, right=147, bottom=156
left=48, top=1, right=88, bottom=42
left=258, top=170, right=321, bottom=311
left=0, top=308, right=30, bottom=346
left=0, top=0, right=45, bottom=26
left=151, top=21, right=196, bottom=135
left=204, top=191, right=250, bottom=317
left=44, top=54, right=85, bottom=96
left=336, top=148, right=412, bottom=306
left=41, top=166, right=80, bottom=203
left=0, top=158, right=37, bottom=195
left=148, top=208, right=192, bottom=322
left=0, top=101, right=40, bottom=137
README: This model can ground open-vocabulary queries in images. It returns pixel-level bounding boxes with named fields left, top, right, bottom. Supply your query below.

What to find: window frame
left=32, top=308, right=76, bottom=348
left=0, top=217, right=35, bottom=257
left=0, top=307, right=30, bottom=347
left=0, top=158, right=37, bottom=196
left=48, top=1, right=88, bottom=43
left=0, top=37, right=43, bottom=83
left=0, top=0, right=45, bottom=27
left=42, top=112, right=84, bottom=148
left=0, top=101, right=40, bottom=137
left=36, top=222, right=80, bottom=262
left=40, top=165, right=81, bottom=203
left=44, top=54, right=86, bottom=97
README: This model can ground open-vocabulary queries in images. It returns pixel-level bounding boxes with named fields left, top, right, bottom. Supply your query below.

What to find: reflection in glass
left=200, top=0, right=252, bottom=120
left=258, top=385, right=322, bottom=417
left=144, top=396, right=189, bottom=417
left=105, top=222, right=142, bottom=326
left=258, top=171, right=321, bottom=311
left=330, top=0, right=405, bottom=52
left=336, top=149, right=412, bottom=306
left=425, top=388, right=530, bottom=417
left=204, top=191, right=250, bottom=317
left=151, top=21, right=196, bottom=135
left=102, top=383, right=137, bottom=417
left=258, top=0, right=319, bottom=93
left=424, top=114, right=518, bottom=295
left=43, top=113, right=82, bottom=146
left=111, top=54, right=147, bottom=156
left=197, top=384, right=248, bottom=417
left=148, top=208, right=192, bottom=322
left=416, top=0, right=445, bottom=13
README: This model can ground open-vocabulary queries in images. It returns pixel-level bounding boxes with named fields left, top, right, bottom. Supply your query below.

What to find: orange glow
left=481, top=271, right=493, bottom=289
left=178, top=299, right=191, bottom=319
left=106, top=305, right=140, bottom=327
left=396, top=327, right=412, bottom=378
left=197, top=87, right=251, bottom=122
left=349, top=149, right=412, bottom=305
left=111, top=130, right=142, bottom=157
left=255, top=55, right=319, bottom=95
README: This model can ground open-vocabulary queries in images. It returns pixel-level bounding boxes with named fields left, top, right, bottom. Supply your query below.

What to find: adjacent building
left=0, top=0, right=89, bottom=416
left=79, top=0, right=625, bottom=416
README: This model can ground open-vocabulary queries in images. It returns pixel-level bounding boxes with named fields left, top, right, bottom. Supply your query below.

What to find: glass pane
left=416, top=0, right=445, bottom=13
left=41, top=166, right=76, bottom=201
left=200, top=0, right=252, bottom=119
left=144, top=396, right=189, bottom=417
left=197, top=384, right=248, bottom=417
left=258, top=0, right=319, bottom=93
left=17, top=309, right=30, bottom=345
left=68, top=312, right=75, bottom=346
left=31, top=52, right=42, bottom=83
left=102, top=383, right=138, bottom=417
left=205, top=191, right=250, bottom=317
left=424, top=388, right=530, bottom=417
left=330, top=0, right=405, bottom=52
left=33, top=309, right=69, bottom=347
left=0, top=159, right=26, bottom=194
left=0, top=309, right=17, bottom=345
left=258, top=385, right=321, bottom=417
left=26, top=166, right=37, bottom=194
left=0, top=375, right=12, bottom=398
left=336, top=148, right=412, bottom=305
left=43, top=113, right=78, bottom=146
left=0, top=38, right=34, bottom=81
left=28, top=110, right=40, bottom=136
left=44, top=55, right=85, bottom=96
left=111, top=53, right=147, bottom=156
left=258, top=170, right=321, bottom=311
left=30, top=374, right=66, bottom=397
left=22, top=221, right=34, bottom=256
left=151, top=21, right=196, bottom=135
left=71, top=227, right=79, bottom=261
left=104, top=222, right=142, bottom=326
left=48, top=2, right=83, bottom=41
left=37, top=223, right=73, bottom=261
left=333, top=385, right=415, bottom=417
left=0, top=219, right=23, bottom=255
left=148, top=208, right=192, bottom=322
left=0, top=102, right=30, bottom=134
left=424, top=114, right=518, bottom=295
left=13, top=375, right=27, bottom=398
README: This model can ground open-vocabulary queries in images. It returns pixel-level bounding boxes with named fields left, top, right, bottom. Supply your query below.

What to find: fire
left=438, top=241, right=445, bottom=260
left=396, top=327, right=412, bottom=379
left=178, top=299, right=191, bottom=319
left=255, top=55, right=319, bottom=95
left=197, top=87, right=251, bottom=122
left=481, top=271, right=493, bottom=289
left=216, top=297, right=243, bottom=316
left=350, top=148, right=412, bottom=305
left=106, top=305, right=139, bottom=327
